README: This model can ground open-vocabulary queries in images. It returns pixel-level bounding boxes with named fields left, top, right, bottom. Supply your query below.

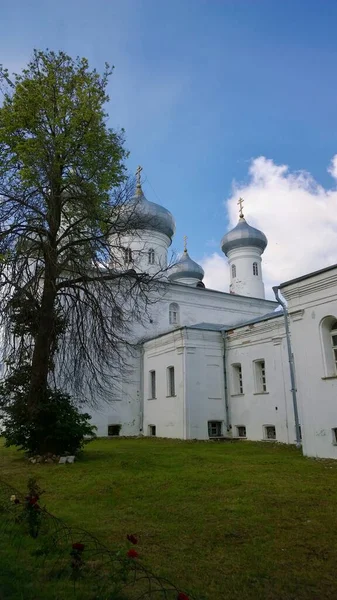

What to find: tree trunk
left=28, top=254, right=57, bottom=411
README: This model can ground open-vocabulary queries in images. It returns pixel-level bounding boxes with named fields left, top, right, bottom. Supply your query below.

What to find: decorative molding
left=289, top=309, right=305, bottom=322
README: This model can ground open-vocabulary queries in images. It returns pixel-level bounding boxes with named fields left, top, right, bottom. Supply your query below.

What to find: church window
left=331, top=326, right=337, bottom=373
left=264, top=425, right=276, bottom=440
left=231, top=363, right=243, bottom=395
left=169, top=302, right=180, bottom=325
left=332, top=428, right=337, bottom=445
left=124, top=247, right=132, bottom=264
left=148, top=248, right=155, bottom=265
left=254, top=360, right=267, bottom=393
left=236, top=425, right=246, bottom=438
left=208, top=421, right=222, bottom=437
left=320, top=316, right=337, bottom=377
left=253, top=262, right=258, bottom=276
left=148, top=424, right=156, bottom=436
left=108, top=424, right=121, bottom=436
left=167, top=366, right=175, bottom=396
left=149, top=370, right=156, bottom=399
left=232, top=264, right=236, bottom=278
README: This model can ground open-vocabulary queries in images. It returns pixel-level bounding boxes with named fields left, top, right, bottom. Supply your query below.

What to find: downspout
left=139, top=345, right=144, bottom=435
left=221, top=331, right=231, bottom=434
left=272, top=286, right=301, bottom=448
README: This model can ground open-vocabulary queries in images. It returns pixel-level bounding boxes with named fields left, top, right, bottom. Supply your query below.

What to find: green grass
left=1, top=437, right=337, bottom=599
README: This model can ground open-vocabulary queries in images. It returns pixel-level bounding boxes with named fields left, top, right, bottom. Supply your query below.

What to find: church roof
left=221, top=216, right=268, bottom=256
left=168, top=248, right=204, bottom=282
left=128, top=190, right=176, bottom=240
left=279, top=262, right=337, bottom=288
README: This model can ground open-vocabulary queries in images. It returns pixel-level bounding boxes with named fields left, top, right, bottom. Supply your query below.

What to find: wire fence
left=0, top=477, right=195, bottom=600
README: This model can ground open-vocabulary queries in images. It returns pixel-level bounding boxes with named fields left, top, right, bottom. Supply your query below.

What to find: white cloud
left=202, top=155, right=337, bottom=299
left=201, top=253, right=229, bottom=292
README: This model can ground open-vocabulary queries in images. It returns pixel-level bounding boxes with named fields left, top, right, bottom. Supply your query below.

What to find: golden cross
left=183, top=235, right=188, bottom=252
left=136, top=165, right=143, bottom=195
left=237, top=197, right=244, bottom=218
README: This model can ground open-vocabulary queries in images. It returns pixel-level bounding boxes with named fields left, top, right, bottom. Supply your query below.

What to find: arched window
left=232, top=264, right=236, bottom=278
left=253, top=262, right=258, bottom=276
left=320, top=316, right=337, bottom=377
left=148, top=248, right=155, bottom=265
left=169, top=302, right=180, bottom=325
left=124, top=247, right=132, bottom=265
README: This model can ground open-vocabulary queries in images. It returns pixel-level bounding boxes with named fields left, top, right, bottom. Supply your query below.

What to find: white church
left=91, top=168, right=337, bottom=461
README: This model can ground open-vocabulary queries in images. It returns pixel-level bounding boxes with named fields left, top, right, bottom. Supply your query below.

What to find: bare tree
left=0, top=49, right=167, bottom=420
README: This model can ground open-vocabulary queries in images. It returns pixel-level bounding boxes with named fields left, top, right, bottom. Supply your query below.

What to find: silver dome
left=169, top=250, right=204, bottom=282
left=127, top=190, right=176, bottom=240
left=221, top=217, right=268, bottom=255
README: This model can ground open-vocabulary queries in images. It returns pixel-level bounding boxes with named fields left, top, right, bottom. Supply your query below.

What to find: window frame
left=232, top=264, right=236, bottom=278
left=253, top=262, right=258, bottom=276
left=167, top=366, right=175, bottom=397
left=148, top=424, right=156, bottom=436
left=264, top=425, right=276, bottom=440
left=169, top=302, right=180, bottom=325
left=331, top=328, right=337, bottom=374
left=148, top=248, right=155, bottom=265
left=149, top=370, right=156, bottom=399
left=254, top=359, right=267, bottom=393
left=320, top=316, right=337, bottom=377
left=108, top=424, right=121, bottom=436
left=236, top=425, right=247, bottom=438
left=208, top=421, right=223, bottom=438
left=231, top=363, right=243, bottom=395
left=124, top=247, right=132, bottom=265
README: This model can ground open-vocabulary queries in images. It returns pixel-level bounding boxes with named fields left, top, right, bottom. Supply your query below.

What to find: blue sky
left=2, top=0, right=337, bottom=280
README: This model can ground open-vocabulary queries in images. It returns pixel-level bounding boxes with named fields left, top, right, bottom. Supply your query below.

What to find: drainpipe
left=221, top=332, right=231, bottom=434
left=272, top=286, right=301, bottom=448
left=139, top=345, right=144, bottom=435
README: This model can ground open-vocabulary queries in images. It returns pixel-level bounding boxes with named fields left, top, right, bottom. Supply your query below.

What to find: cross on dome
left=183, top=235, right=188, bottom=253
left=136, top=165, right=143, bottom=196
left=237, top=197, right=244, bottom=219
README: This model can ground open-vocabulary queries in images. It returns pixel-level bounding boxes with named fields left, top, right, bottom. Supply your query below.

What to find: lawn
left=1, top=437, right=337, bottom=600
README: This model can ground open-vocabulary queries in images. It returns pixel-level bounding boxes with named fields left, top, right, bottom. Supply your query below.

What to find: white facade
left=228, top=246, right=265, bottom=299
left=84, top=178, right=337, bottom=461
left=280, top=265, right=337, bottom=459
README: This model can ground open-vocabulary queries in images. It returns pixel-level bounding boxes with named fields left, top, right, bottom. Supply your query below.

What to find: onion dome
left=126, top=166, right=175, bottom=241
left=221, top=198, right=267, bottom=255
left=168, top=237, right=204, bottom=283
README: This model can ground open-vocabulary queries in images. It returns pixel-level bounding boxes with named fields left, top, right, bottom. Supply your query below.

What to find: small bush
left=1, top=371, right=96, bottom=455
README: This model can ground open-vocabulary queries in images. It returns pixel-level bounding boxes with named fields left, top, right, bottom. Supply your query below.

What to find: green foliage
left=0, top=49, right=127, bottom=207
left=0, top=50, right=131, bottom=454
left=0, top=366, right=96, bottom=455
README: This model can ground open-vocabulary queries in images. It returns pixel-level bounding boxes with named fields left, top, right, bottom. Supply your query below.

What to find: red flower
left=127, top=549, right=139, bottom=559
left=127, top=534, right=138, bottom=545
left=177, top=593, right=190, bottom=600
left=72, top=542, right=85, bottom=552
left=28, top=496, right=39, bottom=505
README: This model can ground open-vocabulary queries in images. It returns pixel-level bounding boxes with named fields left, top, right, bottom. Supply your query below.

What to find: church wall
left=88, top=348, right=142, bottom=438
left=143, top=330, right=185, bottom=439
left=225, top=316, right=296, bottom=444
left=137, top=284, right=278, bottom=343
left=281, top=267, right=337, bottom=459
left=184, top=330, right=227, bottom=440
left=87, top=281, right=278, bottom=439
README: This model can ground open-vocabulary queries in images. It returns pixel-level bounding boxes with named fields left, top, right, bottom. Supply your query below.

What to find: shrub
left=0, top=368, right=96, bottom=455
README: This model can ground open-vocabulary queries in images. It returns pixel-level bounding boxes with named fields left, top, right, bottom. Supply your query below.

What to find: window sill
left=253, top=392, right=269, bottom=395
left=166, top=395, right=177, bottom=398
left=230, top=393, right=245, bottom=397
left=147, top=397, right=157, bottom=400
left=321, top=376, right=337, bottom=380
